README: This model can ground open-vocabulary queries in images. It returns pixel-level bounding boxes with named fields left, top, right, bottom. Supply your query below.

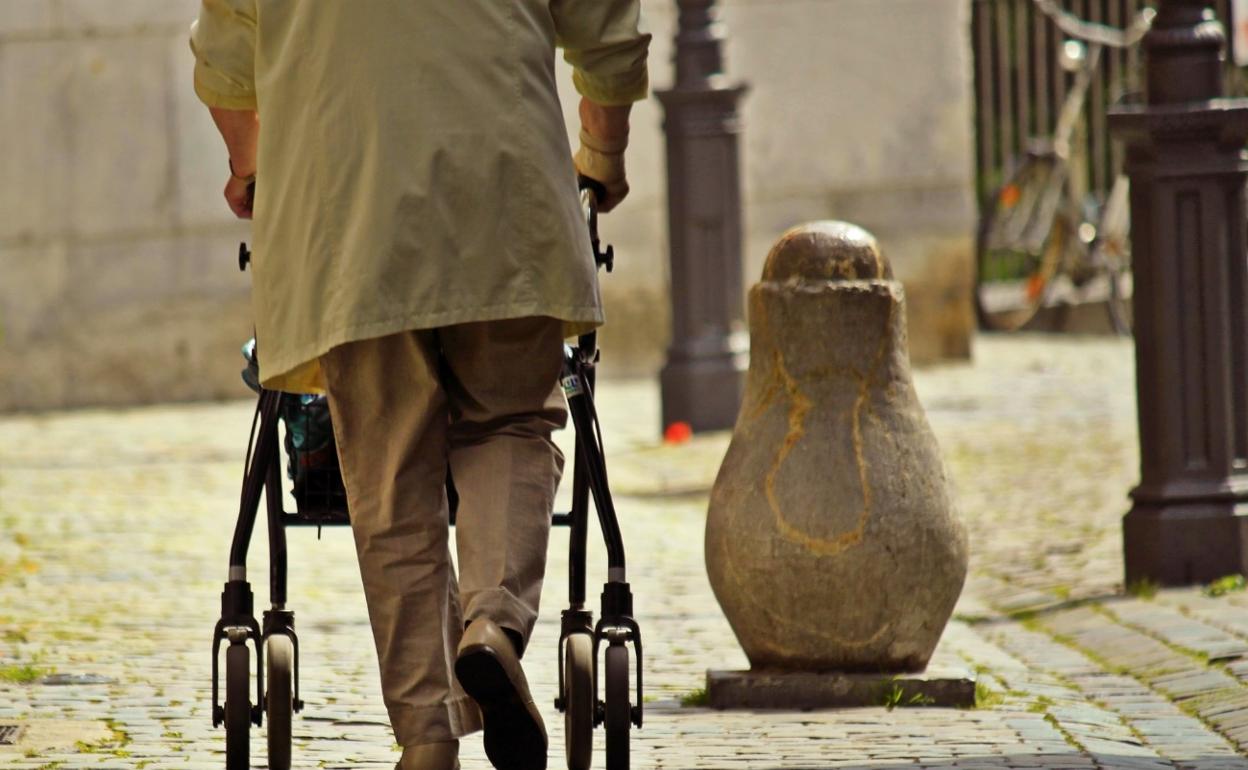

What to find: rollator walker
left=209, top=180, right=644, bottom=770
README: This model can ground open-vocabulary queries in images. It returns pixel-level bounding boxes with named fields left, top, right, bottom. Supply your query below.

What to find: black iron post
left=655, top=0, right=749, bottom=433
left=1110, top=0, right=1248, bottom=585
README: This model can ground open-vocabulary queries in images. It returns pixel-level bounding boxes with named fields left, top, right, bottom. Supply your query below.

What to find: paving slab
left=0, top=718, right=113, bottom=756
left=1109, top=603, right=1248, bottom=663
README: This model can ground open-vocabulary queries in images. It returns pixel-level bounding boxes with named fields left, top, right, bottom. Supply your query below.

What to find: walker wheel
left=266, top=634, right=295, bottom=770
left=604, top=643, right=630, bottom=770
left=225, top=643, right=251, bottom=769
left=563, top=634, right=594, bottom=770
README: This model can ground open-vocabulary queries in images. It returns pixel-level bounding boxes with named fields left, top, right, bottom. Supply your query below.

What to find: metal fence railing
left=971, top=0, right=1240, bottom=207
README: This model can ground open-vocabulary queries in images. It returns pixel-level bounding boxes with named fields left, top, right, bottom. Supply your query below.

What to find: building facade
left=0, top=0, right=975, bottom=411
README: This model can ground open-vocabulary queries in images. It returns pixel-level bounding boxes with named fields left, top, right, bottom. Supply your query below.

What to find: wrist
left=578, top=98, right=631, bottom=149
left=578, top=128, right=628, bottom=156
left=229, top=157, right=256, bottom=182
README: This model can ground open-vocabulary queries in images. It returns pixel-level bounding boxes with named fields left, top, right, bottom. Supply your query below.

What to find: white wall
left=0, top=0, right=976, bottom=411
left=586, top=0, right=977, bottom=371
left=0, top=0, right=253, bottom=410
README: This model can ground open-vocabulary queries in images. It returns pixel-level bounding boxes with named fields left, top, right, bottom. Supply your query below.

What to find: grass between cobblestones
left=1126, top=578, right=1160, bottom=600
left=0, top=665, right=47, bottom=685
left=878, top=680, right=936, bottom=711
left=1203, top=575, right=1247, bottom=598
left=70, top=718, right=130, bottom=758
left=1094, top=603, right=1212, bottom=664
left=973, top=681, right=1006, bottom=709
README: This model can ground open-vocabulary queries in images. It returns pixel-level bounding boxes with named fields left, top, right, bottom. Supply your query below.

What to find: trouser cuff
left=389, top=695, right=482, bottom=747
left=463, top=587, right=538, bottom=652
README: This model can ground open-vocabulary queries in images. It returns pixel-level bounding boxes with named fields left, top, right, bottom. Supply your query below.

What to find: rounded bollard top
left=762, top=221, right=893, bottom=283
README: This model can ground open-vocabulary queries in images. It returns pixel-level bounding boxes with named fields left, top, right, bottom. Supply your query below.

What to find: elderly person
left=189, top=2, right=649, bottom=769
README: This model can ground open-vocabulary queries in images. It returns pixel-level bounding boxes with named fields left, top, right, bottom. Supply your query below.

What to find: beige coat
left=191, top=0, right=650, bottom=393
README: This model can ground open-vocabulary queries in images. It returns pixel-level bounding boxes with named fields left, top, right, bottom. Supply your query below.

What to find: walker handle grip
left=578, top=175, right=608, bottom=211
left=577, top=176, right=613, bottom=272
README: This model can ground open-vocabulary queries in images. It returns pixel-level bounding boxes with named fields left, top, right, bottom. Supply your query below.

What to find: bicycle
left=209, top=179, right=643, bottom=770
left=975, top=0, right=1152, bottom=334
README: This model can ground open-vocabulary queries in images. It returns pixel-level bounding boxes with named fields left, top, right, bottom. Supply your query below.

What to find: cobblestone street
left=2, top=335, right=1248, bottom=768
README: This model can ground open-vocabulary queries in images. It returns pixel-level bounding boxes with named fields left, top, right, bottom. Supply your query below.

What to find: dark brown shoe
left=455, top=619, right=547, bottom=770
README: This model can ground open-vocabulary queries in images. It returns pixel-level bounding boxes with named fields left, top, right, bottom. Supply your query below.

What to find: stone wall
left=0, top=0, right=976, bottom=412
left=596, top=0, right=978, bottom=372
left=0, top=0, right=252, bottom=412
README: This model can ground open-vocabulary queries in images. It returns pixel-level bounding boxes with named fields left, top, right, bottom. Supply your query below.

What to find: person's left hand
left=207, top=108, right=259, bottom=218
left=224, top=172, right=255, bottom=219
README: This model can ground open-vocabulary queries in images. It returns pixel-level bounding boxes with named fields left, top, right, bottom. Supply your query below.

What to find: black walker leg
left=212, top=389, right=280, bottom=729
left=568, top=429, right=592, bottom=610
left=262, top=407, right=302, bottom=714
left=558, top=340, right=645, bottom=730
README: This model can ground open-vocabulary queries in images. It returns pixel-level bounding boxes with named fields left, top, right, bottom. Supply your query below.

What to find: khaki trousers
left=319, top=317, right=567, bottom=746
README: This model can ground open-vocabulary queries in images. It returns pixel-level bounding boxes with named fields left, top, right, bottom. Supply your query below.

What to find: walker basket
left=242, top=338, right=349, bottom=521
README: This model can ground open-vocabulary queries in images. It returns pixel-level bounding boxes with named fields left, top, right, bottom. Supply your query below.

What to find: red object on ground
left=664, top=421, right=693, bottom=445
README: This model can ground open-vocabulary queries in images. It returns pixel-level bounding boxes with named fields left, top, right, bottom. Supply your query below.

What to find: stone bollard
left=706, top=222, right=968, bottom=686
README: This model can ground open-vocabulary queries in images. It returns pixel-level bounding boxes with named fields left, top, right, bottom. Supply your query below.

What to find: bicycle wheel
left=976, top=157, right=1069, bottom=331
left=1097, top=175, right=1133, bottom=335
left=225, top=643, right=251, bottom=770
left=266, top=634, right=294, bottom=770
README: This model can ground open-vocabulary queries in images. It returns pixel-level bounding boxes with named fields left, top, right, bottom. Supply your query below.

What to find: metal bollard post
left=1110, top=0, right=1248, bottom=586
left=655, top=0, right=749, bottom=433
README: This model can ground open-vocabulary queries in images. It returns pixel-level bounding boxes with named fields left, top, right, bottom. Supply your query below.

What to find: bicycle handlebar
left=1032, top=0, right=1155, bottom=49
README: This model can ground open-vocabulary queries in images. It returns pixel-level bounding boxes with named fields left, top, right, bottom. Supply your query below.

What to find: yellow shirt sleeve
left=189, top=0, right=258, bottom=111
left=551, top=0, right=652, bottom=106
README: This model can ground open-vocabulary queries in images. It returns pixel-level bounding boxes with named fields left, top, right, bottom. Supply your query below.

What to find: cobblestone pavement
left=2, top=334, right=1248, bottom=768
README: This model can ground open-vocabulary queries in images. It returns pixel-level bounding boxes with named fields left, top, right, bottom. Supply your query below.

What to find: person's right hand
left=574, top=98, right=632, bottom=212
left=573, top=130, right=628, bottom=212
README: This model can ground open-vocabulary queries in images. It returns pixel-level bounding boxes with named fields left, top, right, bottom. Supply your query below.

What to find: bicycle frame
left=1016, top=41, right=1103, bottom=245
left=1052, top=42, right=1103, bottom=163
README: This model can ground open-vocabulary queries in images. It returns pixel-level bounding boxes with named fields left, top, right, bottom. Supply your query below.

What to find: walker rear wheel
left=266, top=634, right=294, bottom=770
left=225, top=643, right=251, bottom=770
left=563, top=634, right=594, bottom=770
left=604, top=644, right=630, bottom=770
